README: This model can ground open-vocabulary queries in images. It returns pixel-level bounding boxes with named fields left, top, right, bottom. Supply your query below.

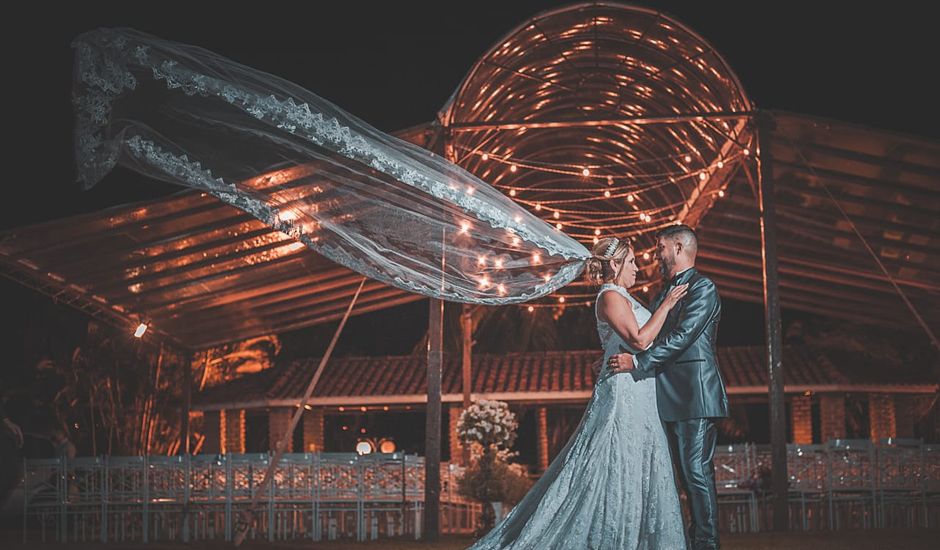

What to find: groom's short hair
left=657, top=224, right=698, bottom=256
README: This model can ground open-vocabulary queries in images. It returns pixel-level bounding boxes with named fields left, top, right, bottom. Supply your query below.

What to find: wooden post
left=181, top=348, right=192, bottom=455
left=461, top=304, right=473, bottom=464
left=424, top=297, right=444, bottom=541
left=757, top=110, right=789, bottom=530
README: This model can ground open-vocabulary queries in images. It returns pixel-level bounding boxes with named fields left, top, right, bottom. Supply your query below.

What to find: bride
left=469, top=237, right=689, bottom=549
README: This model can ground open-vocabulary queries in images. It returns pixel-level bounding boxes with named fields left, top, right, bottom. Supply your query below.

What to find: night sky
left=2, top=1, right=936, bottom=363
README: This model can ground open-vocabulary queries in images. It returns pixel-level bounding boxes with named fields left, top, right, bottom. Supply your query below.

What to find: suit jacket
left=632, top=267, right=729, bottom=422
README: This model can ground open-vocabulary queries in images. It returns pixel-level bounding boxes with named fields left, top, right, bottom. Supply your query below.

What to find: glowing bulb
left=512, top=236, right=521, bottom=246
left=338, top=407, right=345, bottom=412
left=743, top=148, right=750, bottom=156
left=494, top=258, right=503, bottom=269
left=582, top=167, right=590, bottom=177
left=555, top=223, right=562, bottom=230
left=535, top=203, right=542, bottom=211
left=532, top=253, right=541, bottom=264
left=604, top=190, right=611, bottom=198
left=479, top=276, right=490, bottom=289
left=510, top=164, right=518, bottom=173
left=717, top=161, right=724, bottom=168
left=497, top=284, right=507, bottom=295
left=643, top=252, right=650, bottom=260
left=642, top=286, right=649, bottom=292
left=509, top=189, right=516, bottom=197
left=481, top=153, right=489, bottom=161
left=558, top=296, right=566, bottom=303
left=627, top=194, right=635, bottom=203
left=514, top=215, right=521, bottom=222
left=527, top=305, right=535, bottom=312
left=356, top=441, right=373, bottom=455
left=553, top=211, right=560, bottom=219
left=684, top=154, right=692, bottom=163
left=134, top=322, right=148, bottom=338
left=699, top=172, right=707, bottom=181
left=466, top=186, right=475, bottom=195
left=477, top=255, right=486, bottom=266
left=460, top=221, right=470, bottom=234
left=360, top=406, right=367, bottom=412
left=543, top=274, right=551, bottom=283
left=594, top=228, right=601, bottom=236
left=607, top=175, right=613, bottom=185
left=593, top=237, right=599, bottom=244
left=718, top=190, right=725, bottom=198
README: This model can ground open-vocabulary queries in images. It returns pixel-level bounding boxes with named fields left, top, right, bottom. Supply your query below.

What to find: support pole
left=424, top=297, right=443, bottom=541
left=757, top=110, right=789, bottom=530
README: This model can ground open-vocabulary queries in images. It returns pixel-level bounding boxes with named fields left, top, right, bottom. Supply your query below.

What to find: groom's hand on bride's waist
left=608, top=353, right=635, bottom=373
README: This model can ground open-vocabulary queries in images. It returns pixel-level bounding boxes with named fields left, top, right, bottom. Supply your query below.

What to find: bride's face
left=613, top=249, right=638, bottom=288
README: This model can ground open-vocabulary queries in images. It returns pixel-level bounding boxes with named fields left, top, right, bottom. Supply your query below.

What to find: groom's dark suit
left=631, top=267, right=728, bottom=550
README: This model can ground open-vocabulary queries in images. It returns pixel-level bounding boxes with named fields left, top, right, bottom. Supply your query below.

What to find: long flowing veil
left=72, top=28, right=590, bottom=304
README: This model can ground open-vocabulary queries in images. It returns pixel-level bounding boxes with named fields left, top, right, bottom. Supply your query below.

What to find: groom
left=608, top=224, right=728, bottom=550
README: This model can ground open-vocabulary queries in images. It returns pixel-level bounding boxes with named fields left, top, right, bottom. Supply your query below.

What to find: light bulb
left=510, top=164, right=518, bottom=173
left=553, top=211, right=560, bottom=219
left=535, top=203, right=542, bottom=211
left=699, top=172, right=707, bottom=181
left=627, top=194, right=635, bottom=203
left=582, top=168, right=590, bottom=177
left=558, top=296, right=566, bottom=303
left=481, top=153, right=489, bottom=161
left=643, top=252, right=650, bottom=260
left=604, top=190, right=611, bottom=198
left=594, top=228, right=601, bottom=236
left=743, top=148, right=750, bottom=156
left=134, top=322, right=148, bottom=338
left=718, top=190, right=725, bottom=198
left=532, top=253, right=541, bottom=264
left=527, top=305, right=535, bottom=312
left=642, top=286, right=649, bottom=292
left=460, top=221, right=471, bottom=234
left=684, top=155, right=692, bottom=163
left=555, top=223, right=562, bottom=230
left=509, top=189, right=516, bottom=197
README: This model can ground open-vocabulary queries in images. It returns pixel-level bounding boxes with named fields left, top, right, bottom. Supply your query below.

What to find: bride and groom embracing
left=471, top=224, right=729, bottom=550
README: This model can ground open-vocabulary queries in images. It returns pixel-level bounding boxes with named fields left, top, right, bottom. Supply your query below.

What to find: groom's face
left=655, top=237, right=676, bottom=278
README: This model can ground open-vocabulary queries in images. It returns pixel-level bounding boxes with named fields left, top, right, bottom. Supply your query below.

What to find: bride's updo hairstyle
left=585, top=237, right=632, bottom=285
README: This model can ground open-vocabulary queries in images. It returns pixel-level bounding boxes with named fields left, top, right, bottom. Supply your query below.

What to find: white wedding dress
left=469, top=283, right=686, bottom=549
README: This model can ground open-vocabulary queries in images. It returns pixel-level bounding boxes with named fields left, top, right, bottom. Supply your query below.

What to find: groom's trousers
left=666, top=418, right=720, bottom=550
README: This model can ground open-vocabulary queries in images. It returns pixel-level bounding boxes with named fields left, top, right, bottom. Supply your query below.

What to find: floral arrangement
left=457, top=399, right=518, bottom=450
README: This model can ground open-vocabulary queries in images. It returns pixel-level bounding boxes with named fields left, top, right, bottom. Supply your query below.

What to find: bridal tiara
left=604, top=238, right=620, bottom=258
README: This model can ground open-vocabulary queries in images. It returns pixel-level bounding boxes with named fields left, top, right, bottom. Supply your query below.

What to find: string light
left=594, top=228, right=601, bottom=235
left=558, top=296, right=566, bottom=303
left=743, top=148, right=750, bottom=156
left=643, top=252, right=650, bottom=260
left=604, top=190, right=611, bottom=197
left=134, top=322, right=148, bottom=338
left=481, top=153, right=489, bottom=161
left=531, top=253, right=541, bottom=264
left=642, top=286, right=649, bottom=292
left=535, top=203, right=542, bottom=211
left=510, top=164, right=518, bottom=173
left=581, top=167, right=590, bottom=177
left=553, top=211, right=560, bottom=219
left=460, top=221, right=471, bottom=234
left=684, top=155, right=692, bottom=163
left=509, top=189, right=516, bottom=196
left=555, top=222, right=563, bottom=230
left=718, top=190, right=725, bottom=198
left=527, top=305, right=535, bottom=312
left=699, top=172, right=707, bottom=181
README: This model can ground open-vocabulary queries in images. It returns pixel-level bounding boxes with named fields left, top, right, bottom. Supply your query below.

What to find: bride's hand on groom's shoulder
left=607, top=353, right=635, bottom=373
